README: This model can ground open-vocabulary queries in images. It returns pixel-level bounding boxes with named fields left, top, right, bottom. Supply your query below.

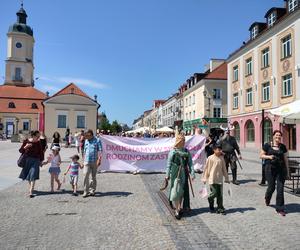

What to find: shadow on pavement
left=238, top=179, right=258, bottom=185
left=184, top=207, right=210, bottom=217
left=225, top=207, right=256, bottom=214
left=95, top=191, right=133, bottom=198
left=285, top=203, right=300, bottom=213
left=34, top=190, right=74, bottom=196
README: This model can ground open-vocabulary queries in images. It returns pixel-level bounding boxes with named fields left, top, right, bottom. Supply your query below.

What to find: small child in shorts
left=64, top=154, right=82, bottom=196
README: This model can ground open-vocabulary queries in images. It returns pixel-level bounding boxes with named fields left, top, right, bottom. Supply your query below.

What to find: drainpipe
left=261, top=109, right=265, bottom=147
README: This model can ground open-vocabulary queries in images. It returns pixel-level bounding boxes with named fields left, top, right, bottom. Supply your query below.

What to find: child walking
left=202, top=144, right=229, bottom=215
left=43, top=145, right=62, bottom=193
left=64, top=154, right=82, bottom=196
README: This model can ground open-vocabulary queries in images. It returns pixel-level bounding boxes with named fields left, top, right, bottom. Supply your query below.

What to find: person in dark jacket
left=219, top=128, right=242, bottom=185
left=19, top=130, right=44, bottom=198
left=260, top=130, right=290, bottom=216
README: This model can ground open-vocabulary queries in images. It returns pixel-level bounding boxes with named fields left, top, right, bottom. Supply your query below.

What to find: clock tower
left=4, top=3, right=35, bottom=86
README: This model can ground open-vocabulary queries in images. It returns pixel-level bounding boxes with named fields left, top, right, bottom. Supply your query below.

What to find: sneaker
left=89, top=191, right=95, bottom=197
left=232, top=180, right=240, bottom=185
left=29, top=194, right=34, bottom=198
left=72, top=192, right=78, bottom=196
left=276, top=210, right=286, bottom=216
left=175, top=211, right=181, bottom=220
left=82, top=193, right=89, bottom=198
left=259, top=182, right=267, bottom=186
left=217, top=208, right=226, bottom=215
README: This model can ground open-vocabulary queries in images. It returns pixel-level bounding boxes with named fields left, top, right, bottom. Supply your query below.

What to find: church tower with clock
left=4, top=3, right=34, bottom=86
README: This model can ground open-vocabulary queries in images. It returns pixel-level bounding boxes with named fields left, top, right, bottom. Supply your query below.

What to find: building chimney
left=209, top=59, right=225, bottom=72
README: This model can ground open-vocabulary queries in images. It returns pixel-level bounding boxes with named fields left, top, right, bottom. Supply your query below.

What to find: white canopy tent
left=155, top=126, right=174, bottom=133
left=269, top=100, right=300, bottom=124
left=125, top=127, right=150, bottom=134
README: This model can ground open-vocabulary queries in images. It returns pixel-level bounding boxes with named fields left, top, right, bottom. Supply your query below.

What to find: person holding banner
left=165, top=134, right=195, bottom=219
left=82, top=129, right=103, bottom=198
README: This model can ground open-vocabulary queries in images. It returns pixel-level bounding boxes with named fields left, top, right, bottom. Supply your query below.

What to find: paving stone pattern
left=0, top=144, right=300, bottom=249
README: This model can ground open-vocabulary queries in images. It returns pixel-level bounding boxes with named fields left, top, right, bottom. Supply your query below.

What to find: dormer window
left=31, top=103, right=38, bottom=109
left=251, top=26, right=258, bottom=40
left=267, top=12, right=276, bottom=27
left=288, top=0, right=298, bottom=12
left=8, top=102, right=16, bottom=108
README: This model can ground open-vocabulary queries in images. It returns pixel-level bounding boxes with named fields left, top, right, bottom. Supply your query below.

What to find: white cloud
left=37, top=75, right=109, bottom=90
left=58, top=77, right=108, bottom=89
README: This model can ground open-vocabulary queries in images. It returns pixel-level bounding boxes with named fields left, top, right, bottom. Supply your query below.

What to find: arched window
left=31, top=103, right=38, bottom=109
left=233, top=122, right=240, bottom=142
left=8, top=102, right=16, bottom=108
left=246, top=120, right=255, bottom=142
left=263, top=119, right=273, bottom=143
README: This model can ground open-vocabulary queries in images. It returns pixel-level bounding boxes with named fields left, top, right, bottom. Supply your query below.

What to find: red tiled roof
left=51, top=83, right=90, bottom=98
left=0, top=85, right=46, bottom=99
left=0, top=98, right=43, bottom=113
left=204, top=62, right=227, bottom=80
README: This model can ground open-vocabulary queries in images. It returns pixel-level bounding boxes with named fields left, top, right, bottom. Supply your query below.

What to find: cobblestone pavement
left=0, top=142, right=300, bottom=249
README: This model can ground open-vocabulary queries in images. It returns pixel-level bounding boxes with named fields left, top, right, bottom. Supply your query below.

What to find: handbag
left=170, top=165, right=184, bottom=201
left=17, top=153, right=27, bottom=168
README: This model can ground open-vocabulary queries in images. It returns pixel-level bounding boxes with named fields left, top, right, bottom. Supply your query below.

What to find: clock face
left=16, top=42, right=22, bottom=48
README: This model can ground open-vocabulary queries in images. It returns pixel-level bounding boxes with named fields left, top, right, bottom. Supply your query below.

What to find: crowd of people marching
left=17, top=126, right=290, bottom=218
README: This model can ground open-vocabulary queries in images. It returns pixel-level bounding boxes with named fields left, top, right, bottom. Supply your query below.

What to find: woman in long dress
left=19, top=130, right=44, bottom=198
left=165, top=134, right=195, bottom=219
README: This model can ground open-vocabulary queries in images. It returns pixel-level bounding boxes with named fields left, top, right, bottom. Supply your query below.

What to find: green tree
left=111, top=120, right=122, bottom=133
left=98, top=112, right=111, bottom=132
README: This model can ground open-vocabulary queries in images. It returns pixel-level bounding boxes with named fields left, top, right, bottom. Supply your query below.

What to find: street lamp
left=203, top=90, right=211, bottom=116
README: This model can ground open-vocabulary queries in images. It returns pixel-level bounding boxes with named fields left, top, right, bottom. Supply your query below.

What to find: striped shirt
left=68, top=162, right=81, bottom=176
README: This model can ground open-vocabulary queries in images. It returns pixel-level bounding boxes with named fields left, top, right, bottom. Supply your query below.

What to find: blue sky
left=0, top=0, right=284, bottom=125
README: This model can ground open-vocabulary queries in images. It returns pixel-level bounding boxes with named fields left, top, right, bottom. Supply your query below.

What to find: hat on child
left=51, top=145, right=60, bottom=151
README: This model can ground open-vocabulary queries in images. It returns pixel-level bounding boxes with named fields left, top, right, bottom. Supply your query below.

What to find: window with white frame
left=288, top=0, right=298, bottom=12
left=267, top=12, right=276, bottom=27
left=58, top=115, right=67, bottom=128
left=186, top=113, right=188, bottom=120
left=233, top=65, right=239, bottom=81
left=262, top=48, right=270, bottom=68
left=262, top=82, right=270, bottom=102
left=192, top=94, right=195, bottom=104
left=213, top=107, right=221, bottom=118
left=193, top=111, right=195, bottom=119
left=23, top=121, right=29, bottom=131
left=189, top=112, right=191, bottom=120
left=246, top=88, right=253, bottom=106
left=282, top=74, right=293, bottom=97
left=246, top=58, right=252, bottom=76
left=77, top=115, right=85, bottom=128
left=213, top=89, right=221, bottom=99
left=233, top=93, right=239, bottom=109
left=281, top=34, right=292, bottom=59
left=251, top=26, right=258, bottom=39
left=185, top=98, right=188, bottom=107
left=189, top=96, right=191, bottom=106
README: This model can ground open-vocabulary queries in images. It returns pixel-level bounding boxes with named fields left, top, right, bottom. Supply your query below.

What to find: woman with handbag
left=260, top=130, right=290, bottom=216
left=19, top=130, right=44, bottom=198
left=165, top=133, right=195, bottom=219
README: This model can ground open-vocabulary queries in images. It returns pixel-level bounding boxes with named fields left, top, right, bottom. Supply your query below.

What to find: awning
left=269, top=100, right=300, bottom=124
